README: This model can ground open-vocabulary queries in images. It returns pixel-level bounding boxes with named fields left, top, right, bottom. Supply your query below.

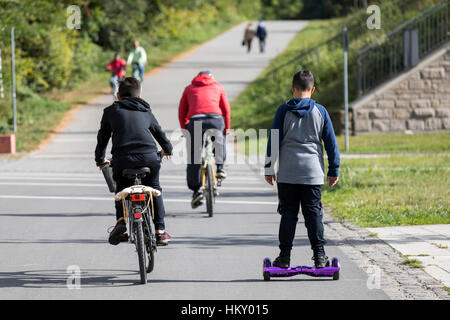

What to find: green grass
left=443, top=286, right=450, bottom=295
left=322, top=154, right=450, bottom=227
left=432, top=243, right=448, bottom=249
left=336, top=132, right=450, bottom=153
left=400, top=258, right=424, bottom=268
left=237, top=132, right=450, bottom=156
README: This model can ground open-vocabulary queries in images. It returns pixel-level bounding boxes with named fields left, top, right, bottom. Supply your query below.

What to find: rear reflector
left=130, top=194, right=146, bottom=202
left=134, top=212, right=142, bottom=219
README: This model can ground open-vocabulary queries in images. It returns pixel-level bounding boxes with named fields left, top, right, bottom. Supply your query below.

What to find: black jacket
left=95, top=97, right=173, bottom=163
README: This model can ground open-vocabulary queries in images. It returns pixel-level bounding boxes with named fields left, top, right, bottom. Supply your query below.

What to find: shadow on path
left=0, top=269, right=138, bottom=288
left=0, top=269, right=331, bottom=289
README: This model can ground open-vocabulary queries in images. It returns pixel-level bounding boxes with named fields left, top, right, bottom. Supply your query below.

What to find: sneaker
left=313, top=255, right=330, bottom=268
left=156, top=232, right=172, bottom=246
left=216, top=168, right=227, bottom=179
left=108, top=220, right=127, bottom=245
left=191, top=191, right=204, bottom=209
left=273, top=256, right=290, bottom=269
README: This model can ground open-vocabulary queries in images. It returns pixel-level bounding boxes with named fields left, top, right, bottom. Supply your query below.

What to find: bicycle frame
left=201, top=135, right=218, bottom=190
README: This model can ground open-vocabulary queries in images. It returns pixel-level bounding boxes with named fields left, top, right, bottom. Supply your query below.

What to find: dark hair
left=292, top=70, right=314, bottom=91
left=118, top=77, right=141, bottom=98
left=198, top=70, right=212, bottom=76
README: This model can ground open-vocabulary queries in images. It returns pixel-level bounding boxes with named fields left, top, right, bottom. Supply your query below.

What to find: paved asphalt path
left=0, top=21, right=388, bottom=300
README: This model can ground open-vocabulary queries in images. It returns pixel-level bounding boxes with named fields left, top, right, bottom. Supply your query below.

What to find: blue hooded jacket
left=265, top=98, right=340, bottom=185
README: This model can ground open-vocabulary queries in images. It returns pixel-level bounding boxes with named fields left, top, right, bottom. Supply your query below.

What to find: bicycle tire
left=147, top=249, right=155, bottom=273
left=135, top=222, right=147, bottom=284
left=205, top=164, right=214, bottom=217
left=145, top=216, right=155, bottom=274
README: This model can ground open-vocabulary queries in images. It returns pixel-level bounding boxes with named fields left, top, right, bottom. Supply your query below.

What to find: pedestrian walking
left=242, top=23, right=256, bottom=53
left=256, top=19, right=268, bottom=53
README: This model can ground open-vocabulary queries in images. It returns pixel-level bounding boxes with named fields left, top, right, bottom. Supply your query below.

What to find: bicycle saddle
left=122, top=167, right=151, bottom=178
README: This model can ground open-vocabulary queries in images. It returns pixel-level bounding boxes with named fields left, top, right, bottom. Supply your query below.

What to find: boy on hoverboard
left=264, top=70, right=340, bottom=269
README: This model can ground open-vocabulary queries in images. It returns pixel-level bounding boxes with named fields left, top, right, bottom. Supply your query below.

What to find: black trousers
left=258, top=38, right=266, bottom=53
left=185, top=117, right=226, bottom=193
left=112, top=153, right=165, bottom=230
left=247, top=39, right=253, bottom=52
left=277, top=183, right=326, bottom=257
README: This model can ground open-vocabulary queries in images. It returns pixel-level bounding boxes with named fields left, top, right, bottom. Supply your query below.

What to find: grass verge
left=322, top=154, right=449, bottom=227
left=336, top=132, right=450, bottom=153
left=237, top=132, right=450, bottom=155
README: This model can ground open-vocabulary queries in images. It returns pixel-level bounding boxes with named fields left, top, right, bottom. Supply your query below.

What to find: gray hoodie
left=265, top=98, right=340, bottom=185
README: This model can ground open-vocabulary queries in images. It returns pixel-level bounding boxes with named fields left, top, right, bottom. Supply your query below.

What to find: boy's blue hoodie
left=265, top=98, right=340, bottom=185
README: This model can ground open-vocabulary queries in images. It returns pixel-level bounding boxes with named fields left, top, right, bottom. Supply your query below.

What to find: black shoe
left=273, top=256, right=290, bottom=269
left=119, top=233, right=129, bottom=243
left=191, top=191, right=204, bottom=209
left=216, top=168, right=227, bottom=179
left=108, top=220, right=127, bottom=245
left=313, top=255, right=330, bottom=268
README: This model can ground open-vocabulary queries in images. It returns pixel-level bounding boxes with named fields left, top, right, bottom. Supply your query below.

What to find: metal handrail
left=357, top=0, right=449, bottom=96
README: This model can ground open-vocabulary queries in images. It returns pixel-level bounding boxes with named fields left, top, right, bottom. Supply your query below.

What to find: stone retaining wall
left=351, top=43, right=450, bottom=134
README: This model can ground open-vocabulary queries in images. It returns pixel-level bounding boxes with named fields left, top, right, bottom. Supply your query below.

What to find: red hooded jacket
left=178, top=74, right=231, bottom=130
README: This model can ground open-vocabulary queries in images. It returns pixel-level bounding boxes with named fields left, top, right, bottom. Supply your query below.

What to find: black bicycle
left=117, top=167, right=158, bottom=284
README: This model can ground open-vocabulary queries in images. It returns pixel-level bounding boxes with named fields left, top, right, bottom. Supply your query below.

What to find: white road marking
left=0, top=173, right=261, bottom=181
left=0, top=181, right=274, bottom=191
left=0, top=195, right=278, bottom=205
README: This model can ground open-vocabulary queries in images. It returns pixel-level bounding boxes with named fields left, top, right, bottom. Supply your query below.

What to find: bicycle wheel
left=135, top=222, right=147, bottom=284
left=205, top=164, right=214, bottom=217
left=145, top=215, right=156, bottom=274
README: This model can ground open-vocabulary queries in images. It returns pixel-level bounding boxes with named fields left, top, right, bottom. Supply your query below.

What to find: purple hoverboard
left=263, top=257, right=340, bottom=281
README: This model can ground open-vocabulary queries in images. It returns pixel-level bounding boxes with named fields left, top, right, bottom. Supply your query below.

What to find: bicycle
left=114, top=167, right=160, bottom=284
left=201, top=133, right=223, bottom=217
left=132, top=62, right=143, bottom=83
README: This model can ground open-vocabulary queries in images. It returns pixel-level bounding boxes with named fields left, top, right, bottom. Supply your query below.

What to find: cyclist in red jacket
left=178, top=71, right=231, bottom=209
left=106, top=53, right=126, bottom=96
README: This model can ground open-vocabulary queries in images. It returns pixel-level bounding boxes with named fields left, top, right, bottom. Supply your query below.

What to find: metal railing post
left=343, top=27, right=349, bottom=152
left=11, top=27, right=17, bottom=133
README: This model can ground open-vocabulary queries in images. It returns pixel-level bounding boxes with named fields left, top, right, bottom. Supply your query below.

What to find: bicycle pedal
left=157, top=242, right=168, bottom=247
left=119, top=233, right=129, bottom=242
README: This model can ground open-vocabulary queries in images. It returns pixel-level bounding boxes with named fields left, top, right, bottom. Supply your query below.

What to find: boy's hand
left=160, top=150, right=172, bottom=160
left=327, top=176, right=339, bottom=187
left=265, top=175, right=276, bottom=186
left=96, top=159, right=111, bottom=170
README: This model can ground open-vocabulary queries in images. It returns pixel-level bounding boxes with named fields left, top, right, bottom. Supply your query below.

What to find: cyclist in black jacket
left=95, top=77, right=173, bottom=246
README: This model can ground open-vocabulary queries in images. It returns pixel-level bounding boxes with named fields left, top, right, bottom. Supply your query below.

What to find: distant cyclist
left=106, top=52, right=126, bottom=97
left=95, top=77, right=173, bottom=246
left=178, top=71, right=230, bottom=209
left=127, top=40, right=147, bottom=82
